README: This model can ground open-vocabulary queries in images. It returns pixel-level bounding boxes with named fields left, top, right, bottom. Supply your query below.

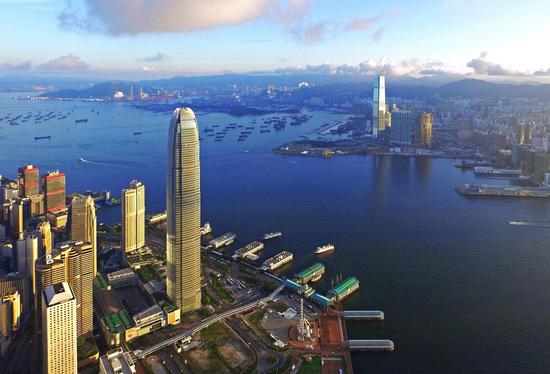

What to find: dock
left=232, top=240, right=263, bottom=259
left=328, top=277, right=360, bottom=301
left=209, top=232, right=237, bottom=249
left=261, top=251, right=293, bottom=271
left=346, top=339, right=395, bottom=352
left=294, top=262, right=325, bottom=284
left=340, top=310, right=384, bottom=320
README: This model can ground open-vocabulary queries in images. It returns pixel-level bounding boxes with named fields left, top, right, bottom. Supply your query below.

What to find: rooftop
left=329, top=277, right=359, bottom=297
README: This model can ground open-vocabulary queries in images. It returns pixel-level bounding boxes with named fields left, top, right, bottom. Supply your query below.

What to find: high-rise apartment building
left=390, top=110, right=415, bottom=144
left=42, top=282, right=78, bottom=374
left=372, top=75, right=389, bottom=138
left=18, top=164, right=39, bottom=197
left=35, top=241, right=93, bottom=337
left=70, top=195, right=97, bottom=276
left=42, top=171, right=66, bottom=213
left=121, top=181, right=145, bottom=253
left=166, top=108, right=202, bottom=313
left=415, top=112, right=433, bottom=147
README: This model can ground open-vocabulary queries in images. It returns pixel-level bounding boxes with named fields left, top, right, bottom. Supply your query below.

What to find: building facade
left=390, top=110, right=415, bottom=144
left=35, top=241, right=94, bottom=337
left=372, top=76, right=390, bottom=138
left=166, top=108, right=202, bottom=313
left=42, top=282, right=78, bottom=374
left=121, top=181, right=145, bottom=253
left=70, top=195, right=97, bottom=276
left=42, top=171, right=66, bottom=213
left=18, top=164, right=40, bottom=198
left=415, top=112, right=433, bottom=147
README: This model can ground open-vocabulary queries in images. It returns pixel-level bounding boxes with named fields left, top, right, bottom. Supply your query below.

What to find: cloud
left=59, top=0, right=310, bottom=35
left=0, top=61, right=32, bottom=73
left=271, top=59, right=451, bottom=76
left=137, top=53, right=169, bottom=63
left=37, top=54, right=89, bottom=71
left=291, top=21, right=335, bottom=44
left=466, top=52, right=521, bottom=76
left=534, top=68, right=550, bottom=76
left=141, top=66, right=156, bottom=72
left=344, top=16, right=383, bottom=32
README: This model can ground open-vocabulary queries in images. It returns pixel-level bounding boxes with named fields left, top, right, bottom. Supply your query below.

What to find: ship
left=74, top=119, right=88, bottom=124
left=262, top=251, right=293, bottom=271
left=456, top=184, right=550, bottom=198
left=263, top=232, right=282, bottom=240
left=34, top=136, right=51, bottom=140
left=200, top=222, right=212, bottom=236
left=473, top=167, right=522, bottom=176
left=314, top=244, right=335, bottom=254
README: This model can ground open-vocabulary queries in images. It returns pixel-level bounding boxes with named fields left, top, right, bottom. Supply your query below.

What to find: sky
left=0, top=0, right=549, bottom=80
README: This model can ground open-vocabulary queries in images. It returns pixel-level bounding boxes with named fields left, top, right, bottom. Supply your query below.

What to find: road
left=132, top=284, right=285, bottom=362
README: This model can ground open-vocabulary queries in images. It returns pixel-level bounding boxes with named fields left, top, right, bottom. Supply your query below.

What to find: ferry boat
left=200, top=222, right=212, bottom=236
left=314, top=244, right=335, bottom=254
left=263, top=232, right=282, bottom=240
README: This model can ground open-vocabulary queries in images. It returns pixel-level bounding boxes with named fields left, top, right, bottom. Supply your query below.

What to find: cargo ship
left=314, top=244, right=334, bottom=255
left=75, top=119, right=88, bottom=124
left=263, top=232, right=282, bottom=240
left=233, top=241, right=264, bottom=259
left=200, top=222, right=212, bottom=236
left=34, top=136, right=51, bottom=140
left=210, top=232, right=237, bottom=249
left=261, top=251, right=293, bottom=271
left=456, top=184, right=550, bottom=198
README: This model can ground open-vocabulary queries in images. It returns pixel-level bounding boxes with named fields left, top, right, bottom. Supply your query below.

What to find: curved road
left=132, top=284, right=285, bottom=362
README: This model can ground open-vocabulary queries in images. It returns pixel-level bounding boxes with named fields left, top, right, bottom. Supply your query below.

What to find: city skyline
left=0, top=0, right=549, bottom=79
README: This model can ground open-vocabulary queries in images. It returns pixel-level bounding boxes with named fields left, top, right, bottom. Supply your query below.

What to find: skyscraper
left=37, top=220, right=52, bottom=255
left=415, top=112, right=433, bottom=147
left=372, top=75, right=388, bottom=138
left=35, top=241, right=94, bottom=337
left=42, top=282, right=78, bottom=374
left=121, top=181, right=145, bottom=253
left=18, top=164, right=39, bottom=197
left=0, top=291, right=21, bottom=338
left=390, top=110, right=415, bottom=144
left=166, top=108, right=201, bottom=313
left=70, top=195, right=97, bottom=276
left=42, top=171, right=66, bottom=213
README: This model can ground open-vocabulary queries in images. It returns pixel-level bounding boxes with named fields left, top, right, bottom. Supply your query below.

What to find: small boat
left=263, top=232, right=282, bottom=240
left=34, top=136, right=51, bottom=140
left=134, top=131, right=142, bottom=135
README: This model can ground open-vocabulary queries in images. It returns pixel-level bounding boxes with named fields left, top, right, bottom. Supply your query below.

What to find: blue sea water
left=1, top=93, right=550, bottom=373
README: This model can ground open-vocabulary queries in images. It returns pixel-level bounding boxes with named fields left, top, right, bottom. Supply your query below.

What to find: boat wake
left=508, top=221, right=550, bottom=228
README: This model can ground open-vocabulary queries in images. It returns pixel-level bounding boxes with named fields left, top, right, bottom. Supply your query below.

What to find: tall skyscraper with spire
left=166, top=108, right=201, bottom=313
left=372, top=75, right=388, bottom=138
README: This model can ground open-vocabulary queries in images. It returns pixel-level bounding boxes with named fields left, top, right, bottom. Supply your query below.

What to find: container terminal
left=232, top=240, right=264, bottom=259
left=294, top=262, right=325, bottom=284
left=328, top=277, right=360, bottom=301
left=456, top=184, right=550, bottom=198
left=261, top=251, right=293, bottom=271
left=209, top=232, right=237, bottom=249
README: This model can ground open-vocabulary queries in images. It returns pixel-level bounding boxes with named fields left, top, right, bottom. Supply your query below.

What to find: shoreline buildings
left=166, top=108, right=202, bottom=313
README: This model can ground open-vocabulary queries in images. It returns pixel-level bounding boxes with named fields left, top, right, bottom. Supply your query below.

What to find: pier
left=346, top=339, right=395, bottom=352
left=340, top=310, right=384, bottom=320
left=294, top=262, right=325, bottom=284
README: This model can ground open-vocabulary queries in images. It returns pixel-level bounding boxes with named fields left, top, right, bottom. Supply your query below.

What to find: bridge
left=346, top=339, right=395, bottom=352
left=130, top=284, right=285, bottom=362
left=341, top=310, right=384, bottom=320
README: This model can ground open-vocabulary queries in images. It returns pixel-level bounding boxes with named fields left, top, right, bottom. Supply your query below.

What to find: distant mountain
left=40, top=82, right=130, bottom=98
left=436, top=79, right=550, bottom=99
left=36, top=75, right=550, bottom=101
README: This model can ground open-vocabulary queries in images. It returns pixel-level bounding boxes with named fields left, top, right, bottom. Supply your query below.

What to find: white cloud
left=59, top=0, right=310, bottom=35
left=291, top=21, right=335, bottom=44
left=272, top=59, right=451, bottom=76
left=137, top=53, right=169, bottom=63
left=0, top=61, right=32, bottom=72
left=466, top=52, right=522, bottom=76
left=37, top=54, right=89, bottom=71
